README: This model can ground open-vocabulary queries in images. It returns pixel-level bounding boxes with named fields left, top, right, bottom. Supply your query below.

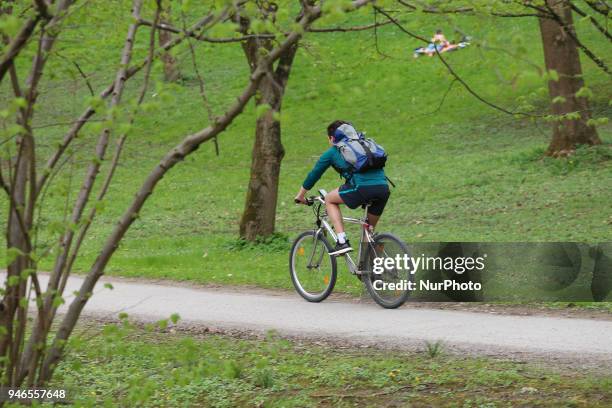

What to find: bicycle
left=290, top=189, right=414, bottom=309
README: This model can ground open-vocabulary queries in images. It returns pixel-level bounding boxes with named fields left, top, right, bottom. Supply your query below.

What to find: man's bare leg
left=325, top=188, right=345, bottom=234
left=325, top=188, right=353, bottom=254
left=367, top=213, right=380, bottom=229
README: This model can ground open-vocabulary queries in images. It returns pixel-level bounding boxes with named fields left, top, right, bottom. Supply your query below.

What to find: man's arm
left=295, top=186, right=309, bottom=204
left=295, top=149, right=333, bottom=203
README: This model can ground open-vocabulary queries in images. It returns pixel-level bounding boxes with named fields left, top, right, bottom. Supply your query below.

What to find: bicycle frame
left=307, top=190, right=375, bottom=275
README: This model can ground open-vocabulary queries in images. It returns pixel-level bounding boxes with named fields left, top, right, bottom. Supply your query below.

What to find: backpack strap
left=357, top=139, right=375, bottom=168
left=331, top=162, right=354, bottom=184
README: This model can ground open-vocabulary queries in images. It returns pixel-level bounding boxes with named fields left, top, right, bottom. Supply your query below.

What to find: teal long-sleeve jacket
left=302, top=147, right=387, bottom=190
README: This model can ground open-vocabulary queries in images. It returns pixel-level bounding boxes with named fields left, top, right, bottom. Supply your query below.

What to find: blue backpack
left=333, top=124, right=387, bottom=173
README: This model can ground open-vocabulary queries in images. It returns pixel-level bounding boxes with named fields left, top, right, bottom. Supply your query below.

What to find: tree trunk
left=238, top=25, right=298, bottom=241
left=1, top=134, right=34, bottom=387
left=538, top=0, right=601, bottom=156
left=239, top=77, right=285, bottom=239
left=158, top=3, right=181, bottom=82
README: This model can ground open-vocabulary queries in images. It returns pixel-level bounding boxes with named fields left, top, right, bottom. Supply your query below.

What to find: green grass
left=1, top=1, right=611, bottom=297
left=47, top=321, right=612, bottom=407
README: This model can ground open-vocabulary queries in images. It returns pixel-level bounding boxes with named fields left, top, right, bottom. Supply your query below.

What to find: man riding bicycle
left=295, top=120, right=390, bottom=256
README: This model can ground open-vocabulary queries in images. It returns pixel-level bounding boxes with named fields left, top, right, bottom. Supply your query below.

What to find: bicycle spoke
left=363, top=233, right=412, bottom=309
left=290, top=231, right=337, bottom=302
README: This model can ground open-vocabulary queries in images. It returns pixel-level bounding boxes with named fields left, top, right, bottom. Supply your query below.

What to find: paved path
left=7, top=273, right=612, bottom=369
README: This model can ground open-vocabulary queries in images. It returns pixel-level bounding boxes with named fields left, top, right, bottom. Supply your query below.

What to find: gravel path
left=22, top=273, right=609, bottom=370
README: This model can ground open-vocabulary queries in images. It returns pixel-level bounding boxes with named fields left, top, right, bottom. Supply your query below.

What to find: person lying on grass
left=432, top=29, right=449, bottom=47
left=294, top=121, right=390, bottom=256
left=413, top=38, right=470, bottom=58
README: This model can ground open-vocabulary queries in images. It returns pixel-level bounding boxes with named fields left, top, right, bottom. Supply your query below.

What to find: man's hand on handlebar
left=294, top=196, right=308, bottom=205
left=294, top=186, right=309, bottom=205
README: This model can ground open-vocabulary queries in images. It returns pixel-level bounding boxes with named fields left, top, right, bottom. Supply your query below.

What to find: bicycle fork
left=306, top=230, right=326, bottom=270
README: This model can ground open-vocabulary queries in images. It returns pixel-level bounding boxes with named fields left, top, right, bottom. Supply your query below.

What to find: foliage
left=425, top=340, right=445, bottom=358
left=1, top=0, right=611, bottom=387
left=512, top=143, right=612, bottom=174
left=46, top=321, right=612, bottom=407
left=2, top=0, right=609, bottom=294
left=226, top=233, right=291, bottom=253
left=0, top=0, right=380, bottom=388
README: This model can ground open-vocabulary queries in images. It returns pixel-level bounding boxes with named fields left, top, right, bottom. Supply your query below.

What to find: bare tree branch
left=0, top=17, right=41, bottom=83
left=44, top=0, right=144, bottom=331
left=36, top=11, right=220, bottom=194
left=18, top=0, right=234, bottom=386
left=397, top=0, right=547, bottom=17
left=139, top=19, right=270, bottom=42
left=54, top=52, right=95, bottom=96
left=57, top=0, right=164, bottom=314
left=2, top=0, right=79, bottom=382
left=309, top=20, right=392, bottom=32
left=569, top=1, right=611, bottom=41
left=42, top=0, right=375, bottom=382
left=372, top=7, right=393, bottom=58
left=140, top=18, right=391, bottom=39
left=0, top=0, right=61, bottom=83
left=545, top=1, right=611, bottom=75
left=33, top=0, right=52, bottom=19
left=375, top=6, right=538, bottom=117
left=179, top=1, right=218, bottom=155
left=583, top=0, right=610, bottom=17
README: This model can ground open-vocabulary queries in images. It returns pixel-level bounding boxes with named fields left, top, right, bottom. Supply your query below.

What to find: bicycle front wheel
left=289, top=230, right=337, bottom=302
left=363, top=233, right=413, bottom=309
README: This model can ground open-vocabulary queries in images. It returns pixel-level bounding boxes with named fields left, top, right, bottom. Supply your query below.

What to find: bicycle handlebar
left=294, top=196, right=322, bottom=206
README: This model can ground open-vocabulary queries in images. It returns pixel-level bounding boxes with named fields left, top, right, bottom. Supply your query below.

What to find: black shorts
left=338, top=184, right=390, bottom=216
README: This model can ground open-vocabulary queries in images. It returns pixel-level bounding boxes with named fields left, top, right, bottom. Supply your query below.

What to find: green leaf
left=12, top=97, right=27, bottom=108
left=87, top=96, right=105, bottom=110
left=0, top=15, right=21, bottom=37
left=575, top=86, right=593, bottom=99
left=170, top=313, right=180, bottom=324
left=5, top=247, right=25, bottom=266
left=256, top=103, right=271, bottom=119
left=181, top=0, right=192, bottom=12
left=95, top=200, right=106, bottom=214
left=7, top=124, right=26, bottom=136
left=19, top=297, right=28, bottom=308
left=209, top=21, right=238, bottom=38
left=20, top=268, right=34, bottom=279
left=104, top=283, right=114, bottom=290
left=117, top=122, right=132, bottom=136
left=552, top=96, right=566, bottom=104
left=586, top=117, right=608, bottom=127
left=7, top=275, right=20, bottom=287
left=290, top=22, right=304, bottom=35
left=52, top=295, right=65, bottom=308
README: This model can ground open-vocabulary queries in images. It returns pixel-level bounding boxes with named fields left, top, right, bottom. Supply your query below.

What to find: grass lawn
left=1, top=1, right=611, bottom=297
left=46, top=321, right=612, bottom=407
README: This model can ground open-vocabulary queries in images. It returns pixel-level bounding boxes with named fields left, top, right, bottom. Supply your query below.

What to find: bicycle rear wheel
left=363, top=233, right=413, bottom=309
left=289, top=230, right=337, bottom=302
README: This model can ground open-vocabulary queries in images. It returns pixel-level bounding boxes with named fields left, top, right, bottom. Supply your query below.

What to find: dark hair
left=327, top=120, right=350, bottom=137
left=436, top=29, right=442, bottom=34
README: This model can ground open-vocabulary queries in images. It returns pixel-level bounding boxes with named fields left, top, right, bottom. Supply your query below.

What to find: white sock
left=337, top=232, right=347, bottom=244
